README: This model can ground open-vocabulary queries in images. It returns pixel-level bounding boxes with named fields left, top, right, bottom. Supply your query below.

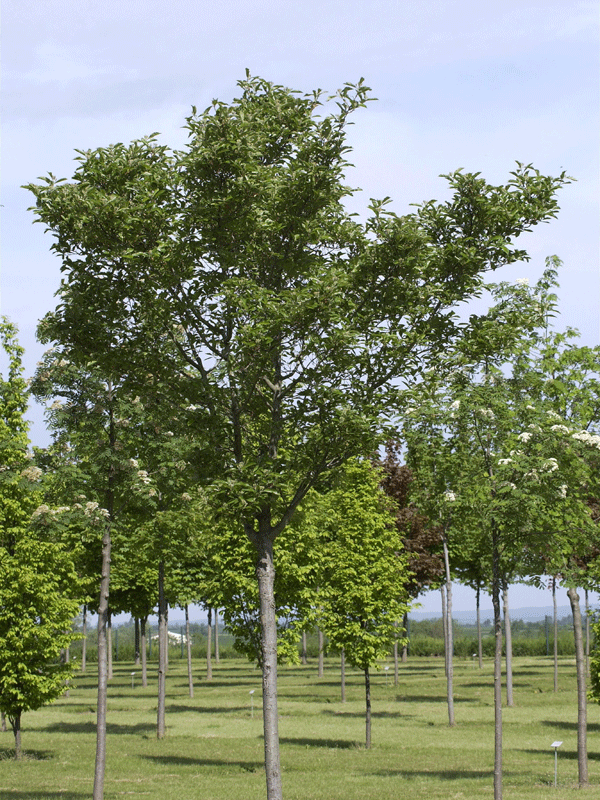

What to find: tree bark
left=568, top=586, right=588, bottom=787
left=553, top=578, right=558, bottom=693
left=301, top=630, right=307, bottom=665
left=340, top=649, right=346, bottom=703
left=393, top=620, right=399, bottom=685
left=476, top=587, right=483, bottom=669
left=443, top=536, right=455, bottom=726
left=134, top=617, right=141, bottom=666
left=256, top=531, right=282, bottom=800
left=215, top=608, right=220, bottom=664
left=492, top=525, right=502, bottom=800
left=93, top=522, right=111, bottom=800
left=503, top=587, right=513, bottom=707
left=1, top=711, right=6, bottom=732
left=585, top=589, right=590, bottom=678
left=82, top=604, right=87, bottom=673
left=364, top=666, right=371, bottom=749
left=157, top=561, right=167, bottom=740
left=141, top=616, right=148, bottom=688
left=206, top=607, right=213, bottom=681
left=186, top=605, right=194, bottom=698
left=318, top=628, right=324, bottom=678
left=401, top=612, right=408, bottom=664
left=107, top=611, right=113, bottom=681
left=440, top=584, right=448, bottom=675
left=9, top=711, right=22, bottom=760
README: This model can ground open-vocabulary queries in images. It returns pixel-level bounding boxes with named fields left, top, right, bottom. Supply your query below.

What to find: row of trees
left=5, top=72, right=594, bottom=800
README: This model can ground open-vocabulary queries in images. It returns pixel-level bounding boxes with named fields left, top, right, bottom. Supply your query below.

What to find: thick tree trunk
left=141, top=616, right=148, bottom=688
left=186, top=605, right=194, bottom=698
left=82, top=605, right=87, bottom=673
left=318, top=628, right=324, bottom=678
left=492, top=526, right=502, bottom=800
left=364, top=666, right=372, bottom=749
left=340, top=649, right=346, bottom=703
left=93, top=523, right=111, bottom=800
left=256, top=531, right=282, bottom=800
left=134, top=618, right=141, bottom=666
left=157, top=562, right=167, bottom=740
left=568, top=586, right=588, bottom=787
left=301, top=630, right=307, bottom=665
left=553, top=578, right=558, bottom=692
left=9, top=712, right=22, bottom=760
left=206, top=607, right=213, bottom=681
left=215, top=608, right=220, bottom=664
left=443, top=536, right=455, bottom=726
left=503, top=587, right=513, bottom=707
left=476, top=588, right=483, bottom=669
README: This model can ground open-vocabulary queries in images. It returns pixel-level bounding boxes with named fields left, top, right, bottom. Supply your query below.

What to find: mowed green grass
left=1, top=655, right=597, bottom=799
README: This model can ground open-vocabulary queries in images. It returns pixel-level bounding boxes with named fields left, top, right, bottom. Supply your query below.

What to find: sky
left=1, top=1, right=599, bottom=614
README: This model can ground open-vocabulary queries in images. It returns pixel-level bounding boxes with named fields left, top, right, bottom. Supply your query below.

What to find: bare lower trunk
left=476, top=588, right=483, bottom=669
left=364, top=666, right=371, bottom=749
left=393, top=620, right=399, bottom=685
left=107, top=611, right=113, bottom=681
left=255, top=531, right=282, bottom=800
left=318, top=628, right=324, bottom=678
left=93, top=523, right=111, bottom=800
left=157, top=562, right=167, bottom=740
left=585, top=589, right=590, bottom=678
left=206, top=607, right=213, bottom=681
left=1, top=711, right=6, bottom=732
left=440, top=584, right=448, bottom=676
left=141, top=616, right=148, bottom=688
left=82, top=605, right=87, bottom=673
left=340, top=649, right=346, bottom=703
left=401, top=612, right=408, bottom=664
left=443, top=536, right=455, bottom=726
left=186, top=605, right=194, bottom=698
left=503, top=587, right=513, bottom=707
left=568, top=587, right=588, bottom=787
left=492, top=527, right=502, bottom=800
left=9, top=712, right=22, bottom=760
left=553, top=578, right=558, bottom=692
left=301, top=630, right=307, bottom=665
left=215, top=608, right=220, bottom=664
left=134, top=618, right=141, bottom=666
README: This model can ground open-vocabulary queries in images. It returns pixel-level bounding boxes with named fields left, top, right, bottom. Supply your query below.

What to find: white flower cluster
left=82, top=501, right=109, bottom=518
left=129, top=458, right=139, bottom=468
left=478, top=408, right=495, bottom=420
left=518, top=431, right=532, bottom=442
left=551, top=424, right=570, bottom=434
left=528, top=423, right=542, bottom=433
left=543, top=458, right=559, bottom=472
left=515, top=278, right=529, bottom=286
left=498, top=458, right=513, bottom=465
left=31, top=504, right=70, bottom=519
left=450, top=400, right=460, bottom=411
left=572, top=431, right=600, bottom=449
left=558, top=485, right=568, bottom=498
left=546, top=410, right=562, bottom=420
left=137, top=470, right=151, bottom=484
left=21, top=465, right=43, bottom=482
left=444, top=491, right=457, bottom=502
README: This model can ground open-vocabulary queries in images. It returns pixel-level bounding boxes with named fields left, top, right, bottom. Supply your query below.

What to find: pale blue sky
left=1, top=0, right=598, bottom=611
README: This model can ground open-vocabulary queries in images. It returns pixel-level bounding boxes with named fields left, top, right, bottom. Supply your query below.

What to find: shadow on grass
left=0, top=793, right=87, bottom=800
left=370, top=767, right=494, bottom=780
left=280, top=736, right=359, bottom=749
left=320, top=709, right=416, bottom=720
left=540, top=720, right=600, bottom=734
left=522, top=747, right=600, bottom=762
left=141, top=754, right=262, bottom=771
left=165, top=704, right=247, bottom=714
left=42, top=721, right=155, bottom=735
left=0, top=748, right=53, bottom=761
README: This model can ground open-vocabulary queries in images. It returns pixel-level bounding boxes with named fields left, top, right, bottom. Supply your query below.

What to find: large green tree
left=27, top=74, right=568, bottom=800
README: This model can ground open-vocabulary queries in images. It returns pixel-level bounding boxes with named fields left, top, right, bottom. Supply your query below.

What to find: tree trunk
left=9, top=711, right=22, bottom=760
left=340, top=649, right=346, bottom=703
left=318, top=628, right=324, bottom=678
left=585, top=589, right=590, bottom=678
left=82, top=604, right=87, bottom=673
left=476, top=587, right=483, bottom=669
left=301, top=630, right=307, bottom=665
left=492, top=525, right=502, bottom=800
left=553, top=578, right=558, bottom=692
left=186, top=605, right=194, bottom=699
left=157, top=561, right=167, bottom=740
left=393, top=620, right=399, bottom=685
left=255, top=531, right=282, bottom=800
left=364, top=666, right=372, bottom=749
left=107, top=611, right=113, bottom=681
left=141, top=616, right=148, bottom=688
left=1, top=711, right=6, bottom=732
left=206, top=607, right=213, bottom=681
left=401, top=612, right=408, bottom=664
left=215, top=608, right=220, bottom=664
left=93, top=522, right=111, bottom=800
left=440, top=584, right=448, bottom=676
left=568, top=586, right=588, bottom=787
left=134, top=618, right=141, bottom=666
left=443, top=536, right=455, bottom=726
left=503, top=587, right=513, bottom=707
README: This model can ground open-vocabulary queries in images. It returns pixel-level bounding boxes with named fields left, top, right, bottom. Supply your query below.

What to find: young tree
left=27, top=74, right=569, bottom=800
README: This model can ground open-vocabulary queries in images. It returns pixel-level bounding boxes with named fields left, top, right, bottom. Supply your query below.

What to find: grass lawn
left=1, top=654, right=597, bottom=799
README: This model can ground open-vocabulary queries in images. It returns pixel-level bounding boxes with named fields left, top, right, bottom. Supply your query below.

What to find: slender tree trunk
left=340, top=649, right=346, bottom=703
left=1, top=711, right=7, bottom=732
left=134, top=618, right=141, bottom=666
left=206, top=607, right=213, bottom=681
left=476, top=587, right=483, bottom=669
left=585, top=589, right=590, bottom=678
left=157, top=562, right=167, bottom=740
left=443, top=536, right=455, bottom=726
left=141, top=616, right=148, bottom=687
left=186, top=605, right=194, bottom=699
left=401, top=612, right=408, bottom=664
left=568, top=586, right=588, bottom=787
left=301, top=630, right=307, bottom=665
left=393, top=620, right=399, bottom=685
left=255, top=530, right=282, bottom=800
left=82, top=604, right=87, bottom=673
left=492, top=525, right=503, bottom=800
left=503, top=587, right=514, bottom=707
left=364, top=666, right=371, bottom=749
left=64, top=643, right=71, bottom=697
left=318, top=628, right=324, bottom=678
left=215, top=608, right=220, bottom=664
left=107, top=611, right=113, bottom=681
left=93, top=522, right=111, bottom=800
left=440, top=584, right=448, bottom=675
left=553, top=578, right=558, bottom=693
left=9, top=712, right=22, bottom=760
